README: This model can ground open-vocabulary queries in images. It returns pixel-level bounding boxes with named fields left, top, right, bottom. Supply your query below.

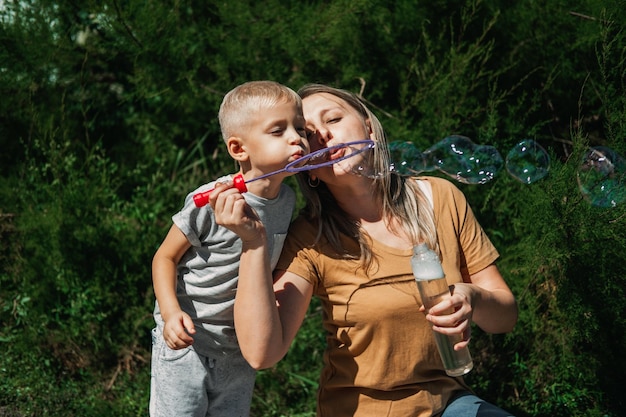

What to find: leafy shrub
left=1, top=0, right=625, bottom=416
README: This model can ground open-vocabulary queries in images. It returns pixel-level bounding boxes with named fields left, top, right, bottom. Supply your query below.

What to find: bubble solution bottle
left=411, top=243, right=473, bottom=377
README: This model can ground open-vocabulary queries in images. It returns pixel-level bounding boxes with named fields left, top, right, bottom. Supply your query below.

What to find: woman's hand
left=422, top=263, right=518, bottom=350
left=422, top=283, right=474, bottom=350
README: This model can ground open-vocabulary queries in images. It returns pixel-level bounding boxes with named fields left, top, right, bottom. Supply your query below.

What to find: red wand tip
left=193, top=173, right=248, bottom=207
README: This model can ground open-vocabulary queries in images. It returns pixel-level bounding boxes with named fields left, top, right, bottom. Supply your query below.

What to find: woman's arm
left=426, top=263, right=518, bottom=347
left=461, top=264, right=518, bottom=333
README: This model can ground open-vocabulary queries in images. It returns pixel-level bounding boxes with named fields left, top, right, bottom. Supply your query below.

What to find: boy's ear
left=226, top=136, right=249, bottom=162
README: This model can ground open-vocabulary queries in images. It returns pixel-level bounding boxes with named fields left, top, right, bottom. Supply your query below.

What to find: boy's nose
left=289, top=130, right=305, bottom=144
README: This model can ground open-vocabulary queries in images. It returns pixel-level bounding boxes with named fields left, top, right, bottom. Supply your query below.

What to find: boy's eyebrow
left=261, top=115, right=302, bottom=129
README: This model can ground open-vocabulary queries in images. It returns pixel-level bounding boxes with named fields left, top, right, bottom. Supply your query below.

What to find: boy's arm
left=210, top=184, right=313, bottom=369
left=152, top=224, right=196, bottom=349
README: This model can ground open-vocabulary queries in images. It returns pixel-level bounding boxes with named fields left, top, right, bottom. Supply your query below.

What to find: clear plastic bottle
left=411, top=243, right=473, bottom=377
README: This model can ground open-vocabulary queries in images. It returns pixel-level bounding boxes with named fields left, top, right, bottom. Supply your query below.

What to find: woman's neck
left=329, top=181, right=381, bottom=222
left=329, top=181, right=413, bottom=250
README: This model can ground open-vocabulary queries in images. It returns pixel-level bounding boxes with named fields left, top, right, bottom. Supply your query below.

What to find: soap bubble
left=351, top=141, right=428, bottom=179
left=373, top=136, right=504, bottom=184
left=350, top=136, right=622, bottom=209
left=349, top=144, right=379, bottom=179
left=505, top=139, right=550, bottom=184
left=423, top=135, right=503, bottom=184
left=388, top=141, right=428, bottom=175
left=577, top=146, right=626, bottom=208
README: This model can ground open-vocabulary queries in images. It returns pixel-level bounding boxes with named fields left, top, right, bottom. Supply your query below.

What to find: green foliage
left=0, top=338, right=150, bottom=416
left=251, top=300, right=324, bottom=417
left=1, top=0, right=626, bottom=415
left=487, top=142, right=626, bottom=416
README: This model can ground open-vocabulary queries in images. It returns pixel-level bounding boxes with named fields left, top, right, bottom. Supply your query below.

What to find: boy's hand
left=210, top=182, right=266, bottom=244
left=163, top=311, right=196, bottom=349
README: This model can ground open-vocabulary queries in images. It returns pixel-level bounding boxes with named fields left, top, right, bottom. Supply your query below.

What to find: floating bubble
left=423, top=135, right=503, bottom=184
left=347, top=136, right=622, bottom=209
left=351, top=141, right=428, bottom=179
left=577, top=146, right=626, bottom=208
left=505, top=139, right=550, bottom=184
left=362, top=137, right=504, bottom=184
left=388, top=141, right=428, bottom=175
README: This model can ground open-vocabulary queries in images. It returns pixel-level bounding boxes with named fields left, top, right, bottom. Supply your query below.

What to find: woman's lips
left=329, top=147, right=346, bottom=161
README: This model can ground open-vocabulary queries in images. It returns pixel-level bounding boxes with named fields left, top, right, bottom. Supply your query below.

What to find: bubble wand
left=193, top=139, right=375, bottom=207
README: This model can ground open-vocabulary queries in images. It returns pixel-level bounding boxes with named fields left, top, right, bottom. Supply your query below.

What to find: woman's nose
left=313, top=127, right=331, bottom=145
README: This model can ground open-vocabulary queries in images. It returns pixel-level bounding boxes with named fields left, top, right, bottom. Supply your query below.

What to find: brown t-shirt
left=276, top=176, right=499, bottom=417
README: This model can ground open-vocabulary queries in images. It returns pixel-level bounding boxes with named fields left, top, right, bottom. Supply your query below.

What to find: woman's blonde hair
left=296, top=84, right=438, bottom=271
left=219, top=80, right=302, bottom=141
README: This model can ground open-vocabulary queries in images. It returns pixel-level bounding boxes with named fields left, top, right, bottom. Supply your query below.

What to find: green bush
left=1, top=0, right=625, bottom=416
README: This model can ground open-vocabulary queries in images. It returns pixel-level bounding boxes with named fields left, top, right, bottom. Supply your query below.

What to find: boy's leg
left=442, top=391, right=516, bottom=417
left=207, top=352, right=256, bottom=416
left=150, top=326, right=209, bottom=417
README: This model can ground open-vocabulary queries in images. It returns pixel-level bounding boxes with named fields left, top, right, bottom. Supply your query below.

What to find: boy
left=150, top=81, right=308, bottom=417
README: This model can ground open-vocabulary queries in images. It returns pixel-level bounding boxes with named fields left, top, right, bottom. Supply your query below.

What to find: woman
left=210, top=84, right=518, bottom=416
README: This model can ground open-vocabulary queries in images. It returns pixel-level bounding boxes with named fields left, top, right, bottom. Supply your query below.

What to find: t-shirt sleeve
left=427, top=176, right=499, bottom=280
left=275, top=216, right=322, bottom=291
left=172, top=186, right=217, bottom=247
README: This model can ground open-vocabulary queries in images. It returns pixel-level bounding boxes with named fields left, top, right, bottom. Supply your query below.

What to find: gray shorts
left=149, top=327, right=256, bottom=417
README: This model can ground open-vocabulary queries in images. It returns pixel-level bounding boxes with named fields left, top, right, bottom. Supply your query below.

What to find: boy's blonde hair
left=218, top=80, right=302, bottom=141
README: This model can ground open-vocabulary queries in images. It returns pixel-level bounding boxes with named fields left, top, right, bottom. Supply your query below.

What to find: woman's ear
left=226, top=136, right=249, bottom=162
left=365, top=118, right=374, bottom=140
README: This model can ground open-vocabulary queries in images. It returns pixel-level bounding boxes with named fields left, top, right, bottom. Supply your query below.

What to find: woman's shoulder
left=286, top=213, right=319, bottom=240
left=416, top=175, right=469, bottom=213
left=417, top=175, right=456, bottom=190
left=416, top=175, right=463, bottom=199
